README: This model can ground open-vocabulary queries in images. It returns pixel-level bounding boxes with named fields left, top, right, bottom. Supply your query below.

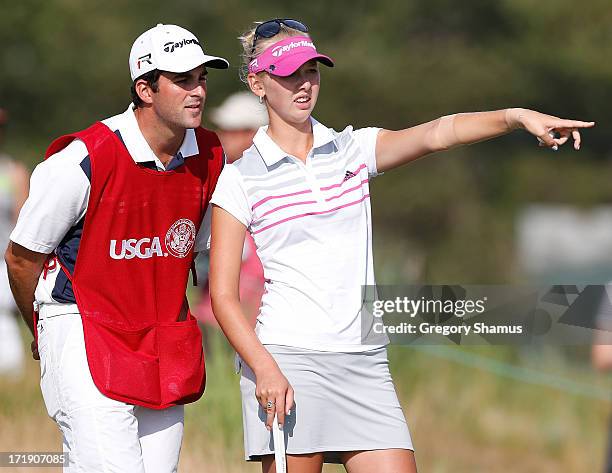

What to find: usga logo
left=110, top=219, right=196, bottom=260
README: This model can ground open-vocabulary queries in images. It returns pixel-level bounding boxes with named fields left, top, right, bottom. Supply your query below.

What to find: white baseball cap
left=210, top=92, right=269, bottom=130
left=129, top=24, right=229, bottom=81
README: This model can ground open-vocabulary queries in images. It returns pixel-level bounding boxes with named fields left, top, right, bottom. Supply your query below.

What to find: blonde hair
left=238, top=21, right=310, bottom=83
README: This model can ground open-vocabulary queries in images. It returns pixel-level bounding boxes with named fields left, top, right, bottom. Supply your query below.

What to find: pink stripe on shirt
left=252, top=189, right=312, bottom=211
left=258, top=199, right=318, bottom=218
left=252, top=194, right=370, bottom=235
left=320, top=163, right=367, bottom=191
left=325, top=179, right=368, bottom=202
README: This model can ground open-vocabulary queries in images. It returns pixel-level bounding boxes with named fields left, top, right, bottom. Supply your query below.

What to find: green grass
left=184, top=330, right=245, bottom=457
left=1, top=327, right=610, bottom=472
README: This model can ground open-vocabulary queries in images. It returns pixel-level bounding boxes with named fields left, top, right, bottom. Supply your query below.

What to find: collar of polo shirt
left=253, top=117, right=336, bottom=167
left=119, top=105, right=199, bottom=166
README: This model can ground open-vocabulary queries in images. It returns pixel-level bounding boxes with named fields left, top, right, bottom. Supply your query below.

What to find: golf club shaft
left=272, top=413, right=286, bottom=473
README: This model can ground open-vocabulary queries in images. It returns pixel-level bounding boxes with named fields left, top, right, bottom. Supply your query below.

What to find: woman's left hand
left=507, top=108, right=595, bottom=151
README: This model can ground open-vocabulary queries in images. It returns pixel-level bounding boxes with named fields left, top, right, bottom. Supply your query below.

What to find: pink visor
left=248, top=35, right=334, bottom=77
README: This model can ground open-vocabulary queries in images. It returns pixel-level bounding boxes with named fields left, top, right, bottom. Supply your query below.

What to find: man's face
left=151, top=65, right=208, bottom=130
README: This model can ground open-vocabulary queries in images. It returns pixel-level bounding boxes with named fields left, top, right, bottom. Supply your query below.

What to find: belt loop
left=42, top=256, right=58, bottom=280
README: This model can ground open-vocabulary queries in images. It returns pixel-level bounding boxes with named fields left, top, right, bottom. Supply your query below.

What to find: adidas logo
left=343, top=170, right=357, bottom=182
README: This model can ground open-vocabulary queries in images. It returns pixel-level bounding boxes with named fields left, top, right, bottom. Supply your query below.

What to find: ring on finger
left=266, top=400, right=275, bottom=410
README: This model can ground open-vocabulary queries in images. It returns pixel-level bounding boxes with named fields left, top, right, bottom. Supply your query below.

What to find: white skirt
left=238, top=345, right=413, bottom=464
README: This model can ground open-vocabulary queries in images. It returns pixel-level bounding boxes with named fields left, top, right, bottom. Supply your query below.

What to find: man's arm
left=5, top=241, right=47, bottom=336
left=5, top=141, right=91, bottom=361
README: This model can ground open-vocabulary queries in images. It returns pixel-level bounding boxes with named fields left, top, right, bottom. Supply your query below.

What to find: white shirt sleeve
left=10, top=140, right=90, bottom=254
left=209, top=164, right=252, bottom=228
left=194, top=204, right=212, bottom=252
left=351, top=127, right=382, bottom=177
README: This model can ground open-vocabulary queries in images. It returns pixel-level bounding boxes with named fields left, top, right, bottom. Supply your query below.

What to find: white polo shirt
left=10, top=105, right=213, bottom=316
left=210, top=118, right=384, bottom=352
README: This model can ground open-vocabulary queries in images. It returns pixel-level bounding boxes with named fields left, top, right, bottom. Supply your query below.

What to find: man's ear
left=135, top=79, right=155, bottom=105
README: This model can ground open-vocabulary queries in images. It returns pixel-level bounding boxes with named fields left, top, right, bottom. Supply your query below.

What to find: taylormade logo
left=137, top=53, right=152, bottom=69
left=163, top=38, right=200, bottom=53
left=271, top=40, right=315, bottom=58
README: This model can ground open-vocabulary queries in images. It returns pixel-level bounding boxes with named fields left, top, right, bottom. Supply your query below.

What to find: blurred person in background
left=592, top=288, right=612, bottom=473
left=211, top=91, right=269, bottom=162
left=4, top=24, right=227, bottom=473
left=195, top=92, right=267, bottom=338
left=210, top=18, right=595, bottom=473
left=0, top=107, right=28, bottom=378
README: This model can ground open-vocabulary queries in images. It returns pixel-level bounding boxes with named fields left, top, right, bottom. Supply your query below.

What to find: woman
left=209, top=19, right=593, bottom=473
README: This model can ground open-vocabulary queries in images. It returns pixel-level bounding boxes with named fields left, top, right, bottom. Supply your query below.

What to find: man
left=5, top=24, right=227, bottom=472
left=0, top=108, right=28, bottom=378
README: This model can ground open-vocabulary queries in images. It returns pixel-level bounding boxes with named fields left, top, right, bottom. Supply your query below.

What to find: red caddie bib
left=44, top=122, right=223, bottom=409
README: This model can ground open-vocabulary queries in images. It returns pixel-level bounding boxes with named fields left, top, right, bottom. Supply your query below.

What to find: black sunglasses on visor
left=251, top=19, right=309, bottom=55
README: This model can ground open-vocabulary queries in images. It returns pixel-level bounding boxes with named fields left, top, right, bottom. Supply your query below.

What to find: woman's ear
left=247, top=73, right=265, bottom=102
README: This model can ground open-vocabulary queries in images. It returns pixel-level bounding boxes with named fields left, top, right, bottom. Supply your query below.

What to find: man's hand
left=5, top=241, right=48, bottom=338
left=31, top=340, right=39, bottom=361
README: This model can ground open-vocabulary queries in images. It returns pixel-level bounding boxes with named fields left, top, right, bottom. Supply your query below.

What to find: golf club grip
left=272, top=413, right=287, bottom=473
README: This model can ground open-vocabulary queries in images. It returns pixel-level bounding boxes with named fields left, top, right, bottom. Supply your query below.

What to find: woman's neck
left=266, top=115, right=313, bottom=163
